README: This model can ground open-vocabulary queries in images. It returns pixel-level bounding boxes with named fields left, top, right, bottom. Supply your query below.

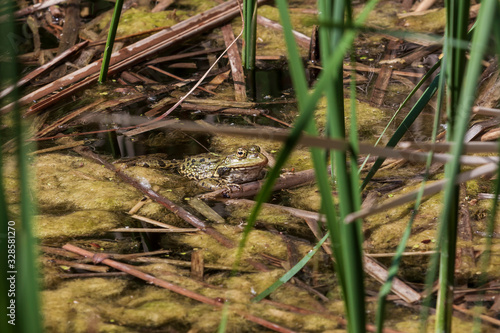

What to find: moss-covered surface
left=170, top=224, right=313, bottom=270
left=30, top=120, right=499, bottom=327
left=35, top=210, right=122, bottom=239
left=400, top=8, right=447, bottom=33
left=227, top=4, right=317, bottom=58
left=225, top=201, right=312, bottom=237
left=257, top=5, right=317, bottom=37
left=362, top=1, right=401, bottom=29
left=315, top=97, right=391, bottom=143
left=92, top=0, right=219, bottom=37
left=285, top=183, right=323, bottom=212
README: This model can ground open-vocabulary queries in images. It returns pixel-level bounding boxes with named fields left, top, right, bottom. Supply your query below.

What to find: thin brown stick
left=370, top=40, right=399, bottom=107
left=180, top=103, right=263, bottom=116
left=128, top=257, right=256, bottom=272
left=452, top=304, right=500, bottom=327
left=30, top=140, right=87, bottom=154
left=473, top=106, right=500, bottom=116
left=191, top=250, right=204, bottom=280
left=122, top=119, right=178, bottom=137
left=49, top=258, right=109, bottom=273
left=60, top=272, right=129, bottom=278
left=145, top=47, right=226, bottom=65
left=256, top=15, right=310, bottom=49
left=344, top=63, right=424, bottom=78
left=110, top=228, right=199, bottom=233
left=146, top=65, right=216, bottom=95
left=414, top=0, right=438, bottom=12
left=41, top=246, right=172, bottom=262
left=221, top=24, right=247, bottom=101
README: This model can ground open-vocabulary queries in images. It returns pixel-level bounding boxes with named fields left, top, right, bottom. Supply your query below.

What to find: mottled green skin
left=132, top=146, right=268, bottom=190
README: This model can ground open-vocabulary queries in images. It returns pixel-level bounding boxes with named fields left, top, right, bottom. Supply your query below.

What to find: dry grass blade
left=345, top=162, right=498, bottom=223
left=400, top=141, right=500, bottom=153
left=472, top=106, right=500, bottom=116
left=146, top=121, right=499, bottom=165
left=256, top=15, right=310, bottom=49
left=109, top=228, right=198, bottom=233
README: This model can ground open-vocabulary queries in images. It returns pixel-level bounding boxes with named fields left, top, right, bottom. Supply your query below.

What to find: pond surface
left=3, top=0, right=500, bottom=332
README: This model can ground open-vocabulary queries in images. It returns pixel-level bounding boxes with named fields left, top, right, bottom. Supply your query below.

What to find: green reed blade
left=253, top=232, right=330, bottom=302
left=98, top=0, right=124, bottom=83
left=434, top=0, right=496, bottom=331
left=217, top=303, right=230, bottom=333
left=0, top=3, right=42, bottom=332
left=375, top=67, right=445, bottom=330
left=242, top=0, right=257, bottom=70
left=318, top=1, right=366, bottom=330
left=472, top=15, right=500, bottom=333
left=360, top=70, right=440, bottom=189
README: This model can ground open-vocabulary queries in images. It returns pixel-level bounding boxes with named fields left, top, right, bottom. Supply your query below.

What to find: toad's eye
left=236, top=148, right=248, bottom=158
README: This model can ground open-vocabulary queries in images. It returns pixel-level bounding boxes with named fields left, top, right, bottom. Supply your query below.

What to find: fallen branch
left=199, top=168, right=316, bottom=200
